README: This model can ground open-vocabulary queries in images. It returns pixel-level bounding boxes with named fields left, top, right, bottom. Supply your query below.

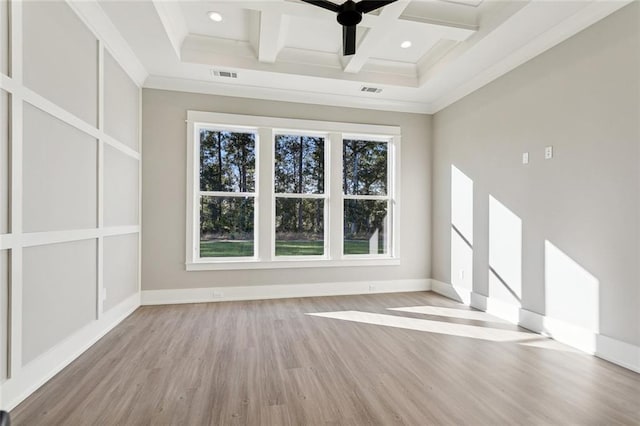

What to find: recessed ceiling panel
left=284, top=15, right=341, bottom=53
left=181, top=1, right=253, bottom=41
left=369, top=21, right=442, bottom=63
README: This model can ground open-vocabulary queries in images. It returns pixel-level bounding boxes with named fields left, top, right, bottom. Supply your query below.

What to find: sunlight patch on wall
left=451, top=165, right=473, bottom=290
left=545, top=240, right=599, bottom=333
left=451, top=165, right=473, bottom=244
left=488, top=196, right=522, bottom=306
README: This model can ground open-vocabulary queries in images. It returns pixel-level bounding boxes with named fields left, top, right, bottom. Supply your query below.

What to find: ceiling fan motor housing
left=337, top=0, right=362, bottom=26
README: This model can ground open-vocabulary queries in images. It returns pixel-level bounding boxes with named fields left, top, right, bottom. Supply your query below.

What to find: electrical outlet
left=213, top=291, right=224, bottom=298
left=545, top=146, right=553, bottom=160
left=369, top=284, right=377, bottom=292
left=522, top=152, right=529, bottom=164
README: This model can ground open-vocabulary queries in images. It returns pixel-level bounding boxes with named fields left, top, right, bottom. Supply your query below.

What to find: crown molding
left=143, top=75, right=432, bottom=114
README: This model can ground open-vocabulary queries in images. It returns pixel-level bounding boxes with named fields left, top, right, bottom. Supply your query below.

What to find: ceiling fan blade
left=299, top=0, right=340, bottom=13
left=343, top=25, right=356, bottom=55
left=356, top=0, right=398, bottom=14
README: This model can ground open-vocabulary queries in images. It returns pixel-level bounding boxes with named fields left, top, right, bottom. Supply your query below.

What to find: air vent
left=212, top=70, right=238, bottom=79
left=361, top=86, right=382, bottom=94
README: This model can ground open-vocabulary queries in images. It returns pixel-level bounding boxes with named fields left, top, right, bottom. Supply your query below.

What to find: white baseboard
left=429, top=279, right=471, bottom=304
left=142, top=279, right=432, bottom=306
left=519, top=308, right=598, bottom=354
left=1, top=293, right=140, bottom=410
left=595, top=334, right=640, bottom=373
left=430, top=279, right=640, bottom=374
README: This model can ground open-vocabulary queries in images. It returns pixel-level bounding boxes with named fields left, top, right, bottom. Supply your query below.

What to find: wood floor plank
left=10, top=291, right=640, bottom=425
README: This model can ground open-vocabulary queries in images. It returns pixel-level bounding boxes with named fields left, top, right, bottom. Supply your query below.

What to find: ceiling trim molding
left=151, top=0, right=188, bottom=60
left=429, top=0, right=633, bottom=113
left=67, top=0, right=147, bottom=86
left=143, top=75, right=431, bottom=114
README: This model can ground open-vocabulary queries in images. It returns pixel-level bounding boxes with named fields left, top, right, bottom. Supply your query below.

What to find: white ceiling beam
left=181, top=34, right=418, bottom=87
left=240, top=1, right=385, bottom=28
left=342, top=1, right=411, bottom=74
left=152, top=0, right=188, bottom=60
left=244, top=1, right=338, bottom=22
left=258, top=10, right=289, bottom=63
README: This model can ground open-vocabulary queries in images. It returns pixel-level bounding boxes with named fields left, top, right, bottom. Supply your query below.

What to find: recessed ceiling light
left=208, top=11, right=223, bottom=22
left=400, top=40, right=412, bottom=49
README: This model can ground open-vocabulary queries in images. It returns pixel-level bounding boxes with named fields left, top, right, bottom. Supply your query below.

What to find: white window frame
left=186, top=111, right=401, bottom=271
left=342, top=134, right=394, bottom=259
left=272, top=130, right=330, bottom=261
left=192, top=124, right=259, bottom=262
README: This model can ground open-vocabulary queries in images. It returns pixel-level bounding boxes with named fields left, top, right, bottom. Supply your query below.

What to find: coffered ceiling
left=98, top=0, right=632, bottom=113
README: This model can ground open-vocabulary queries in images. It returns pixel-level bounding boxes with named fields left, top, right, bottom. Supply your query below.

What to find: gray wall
left=142, top=89, right=432, bottom=290
left=431, top=3, right=639, bottom=346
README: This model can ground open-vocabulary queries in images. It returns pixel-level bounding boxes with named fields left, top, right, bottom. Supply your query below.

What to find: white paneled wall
left=0, top=90, right=7, bottom=235
left=22, top=240, right=98, bottom=365
left=0, top=0, right=145, bottom=409
left=0, top=251, right=6, bottom=381
left=22, top=104, right=98, bottom=233
left=103, top=234, right=139, bottom=312
left=22, top=1, right=98, bottom=126
left=0, top=0, right=8, bottom=76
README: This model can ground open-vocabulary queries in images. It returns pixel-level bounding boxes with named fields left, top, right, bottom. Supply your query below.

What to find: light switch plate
left=522, top=152, right=529, bottom=164
left=545, top=146, right=553, bottom=159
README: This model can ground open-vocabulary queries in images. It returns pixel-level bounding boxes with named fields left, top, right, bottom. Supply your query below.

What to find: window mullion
left=200, top=191, right=256, bottom=198
left=392, top=135, right=400, bottom=258
left=274, top=193, right=326, bottom=199
left=258, top=127, right=274, bottom=261
left=328, top=132, right=343, bottom=260
left=343, top=195, right=389, bottom=201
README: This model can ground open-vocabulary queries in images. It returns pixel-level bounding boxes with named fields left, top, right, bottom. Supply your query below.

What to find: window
left=343, top=138, right=390, bottom=256
left=274, top=133, right=327, bottom=257
left=198, top=128, right=257, bottom=259
left=186, top=111, right=400, bottom=270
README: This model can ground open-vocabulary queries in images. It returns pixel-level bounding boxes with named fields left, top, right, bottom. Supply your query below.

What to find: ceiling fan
left=300, top=0, right=398, bottom=56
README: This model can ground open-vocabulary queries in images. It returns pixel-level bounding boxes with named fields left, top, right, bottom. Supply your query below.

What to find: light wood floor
left=11, top=292, right=640, bottom=425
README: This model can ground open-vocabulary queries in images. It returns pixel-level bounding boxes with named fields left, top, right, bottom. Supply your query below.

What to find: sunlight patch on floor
left=308, top=310, right=576, bottom=352
left=515, top=336, right=581, bottom=352
left=388, top=305, right=508, bottom=322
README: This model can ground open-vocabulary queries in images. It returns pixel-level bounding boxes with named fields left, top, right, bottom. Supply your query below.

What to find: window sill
left=185, top=257, right=400, bottom=271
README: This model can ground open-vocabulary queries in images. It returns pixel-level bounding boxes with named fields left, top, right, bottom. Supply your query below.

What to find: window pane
left=200, top=196, right=254, bottom=257
left=200, top=129, right=256, bottom=192
left=274, top=134, right=324, bottom=194
left=343, top=139, right=387, bottom=196
left=343, top=200, right=388, bottom=255
left=275, top=198, right=324, bottom=256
